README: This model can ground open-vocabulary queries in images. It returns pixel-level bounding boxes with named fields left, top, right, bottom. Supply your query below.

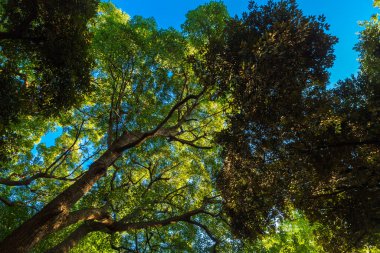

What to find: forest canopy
left=0, top=0, right=98, bottom=162
left=0, top=0, right=379, bottom=252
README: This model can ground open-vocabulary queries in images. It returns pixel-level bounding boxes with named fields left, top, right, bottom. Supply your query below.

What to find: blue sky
left=111, top=0, right=378, bottom=84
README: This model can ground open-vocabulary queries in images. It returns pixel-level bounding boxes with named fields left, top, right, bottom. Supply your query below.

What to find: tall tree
left=1, top=1, right=379, bottom=252
left=0, top=3, right=230, bottom=252
left=214, top=0, right=380, bottom=251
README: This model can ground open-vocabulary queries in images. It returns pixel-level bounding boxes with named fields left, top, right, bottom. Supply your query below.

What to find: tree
left=214, top=1, right=380, bottom=251
left=0, top=0, right=98, bottom=162
left=0, top=3, right=231, bottom=252
left=1, top=1, right=379, bottom=252
left=0, top=0, right=98, bottom=119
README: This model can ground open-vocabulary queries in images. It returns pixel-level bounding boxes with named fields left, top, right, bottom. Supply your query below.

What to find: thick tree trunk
left=0, top=132, right=141, bottom=252
left=0, top=155, right=114, bottom=252
left=0, top=94, right=197, bottom=252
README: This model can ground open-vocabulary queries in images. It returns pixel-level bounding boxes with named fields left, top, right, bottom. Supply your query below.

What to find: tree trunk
left=0, top=132, right=141, bottom=252
left=0, top=94, right=196, bottom=252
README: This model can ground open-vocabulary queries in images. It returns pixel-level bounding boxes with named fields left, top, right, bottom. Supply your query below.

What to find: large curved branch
left=45, top=222, right=108, bottom=253
left=0, top=92, right=205, bottom=253
left=60, top=208, right=110, bottom=230
left=46, top=208, right=207, bottom=253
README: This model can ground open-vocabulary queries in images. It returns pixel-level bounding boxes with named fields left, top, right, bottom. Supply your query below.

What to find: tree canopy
left=0, top=1, right=379, bottom=252
left=214, top=1, right=380, bottom=251
left=0, top=0, right=97, bottom=162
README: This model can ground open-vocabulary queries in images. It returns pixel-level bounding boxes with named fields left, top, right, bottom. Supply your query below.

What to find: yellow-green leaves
left=182, top=1, right=229, bottom=48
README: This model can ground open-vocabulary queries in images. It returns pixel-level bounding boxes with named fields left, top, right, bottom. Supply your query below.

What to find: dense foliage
left=215, top=1, right=380, bottom=251
left=0, top=1, right=379, bottom=252
left=0, top=0, right=97, bottom=161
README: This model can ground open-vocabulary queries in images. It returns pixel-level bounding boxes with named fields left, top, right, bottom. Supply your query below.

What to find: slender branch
left=0, top=196, right=22, bottom=207
left=116, top=90, right=206, bottom=153
left=46, top=121, right=84, bottom=174
left=186, top=220, right=220, bottom=252
left=169, top=135, right=213, bottom=149
left=0, top=172, right=80, bottom=187
left=0, top=121, right=85, bottom=187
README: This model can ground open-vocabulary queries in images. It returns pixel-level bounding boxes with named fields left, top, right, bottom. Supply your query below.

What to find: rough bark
left=0, top=131, right=145, bottom=252
left=0, top=94, right=200, bottom=252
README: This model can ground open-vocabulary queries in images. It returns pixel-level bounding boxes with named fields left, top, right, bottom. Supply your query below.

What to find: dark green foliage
left=212, top=0, right=379, bottom=251
left=0, top=0, right=98, bottom=162
left=0, top=0, right=98, bottom=123
left=356, top=14, right=380, bottom=116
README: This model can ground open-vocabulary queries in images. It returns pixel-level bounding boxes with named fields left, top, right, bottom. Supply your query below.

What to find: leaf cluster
left=213, top=1, right=380, bottom=251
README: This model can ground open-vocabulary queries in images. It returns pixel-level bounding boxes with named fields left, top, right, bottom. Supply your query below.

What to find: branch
left=45, top=222, right=108, bottom=253
left=0, top=196, right=22, bottom=207
left=186, top=220, right=219, bottom=252
left=0, top=122, right=84, bottom=187
left=0, top=172, right=47, bottom=186
left=169, top=135, right=213, bottom=149
left=0, top=172, right=79, bottom=187
left=116, top=90, right=205, bottom=153
left=60, top=208, right=111, bottom=229
left=113, top=208, right=205, bottom=231
left=46, top=121, right=84, bottom=174
left=46, top=208, right=207, bottom=253
left=1, top=91, right=207, bottom=252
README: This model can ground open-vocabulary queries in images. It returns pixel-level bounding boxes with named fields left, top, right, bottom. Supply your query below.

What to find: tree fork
left=0, top=93, right=200, bottom=252
left=0, top=131, right=137, bottom=252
